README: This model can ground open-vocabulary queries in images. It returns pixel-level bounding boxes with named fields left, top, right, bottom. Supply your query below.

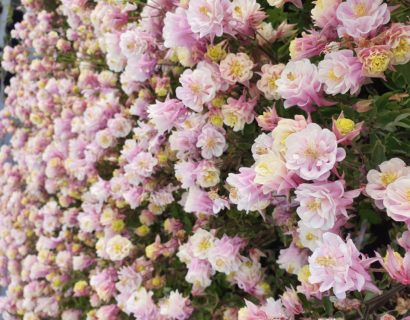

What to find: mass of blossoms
left=0, top=0, right=410, bottom=319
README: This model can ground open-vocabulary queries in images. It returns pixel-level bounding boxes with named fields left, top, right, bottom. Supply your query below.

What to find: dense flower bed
left=0, top=0, right=410, bottom=319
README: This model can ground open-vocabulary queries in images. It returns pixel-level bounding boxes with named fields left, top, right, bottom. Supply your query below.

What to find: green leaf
left=395, top=63, right=410, bottom=87
left=359, top=202, right=382, bottom=225
left=323, top=296, right=334, bottom=316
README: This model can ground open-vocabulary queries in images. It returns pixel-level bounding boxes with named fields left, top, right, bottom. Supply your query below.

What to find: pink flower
left=96, top=305, right=120, bottom=320
left=221, top=92, right=256, bottom=131
left=285, top=123, right=346, bottom=181
left=295, top=180, right=359, bottom=230
left=220, top=53, right=254, bottom=85
left=159, top=290, right=193, bottom=320
left=176, top=67, right=217, bottom=112
left=119, top=29, right=154, bottom=59
left=196, top=124, right=226, bottom=159
left=125, top=151, right=158, bottom=183
left=185, top=258, right=214, bottom=293
left=163, top=7, right=200, bottom=49
left=357, top=45, right=393, bottom=78
left=318, top=50, right=365, bottom=95
left=257, top=64, right=285, bottom=100
left=398, top=231, right=410, bottom=252
left=238, top=298, right=289, bottom=320
left=208, top=235, right=244, bottom=274
left=89, top=268, right=117, bottom=302
left=107, top=115, right=132, bottom=138
left=231, top=0, right=266, bottom=35
left=332, top=112, right=363, bottom=145
left=366, top=158, right=410, bottom=209
left=278, top=243, right=308, bottom=275
left=267, top=0, right=302, bottom=8
left=147, top=99, right=188, bottom=134
left=183, top=186, right=214, bottom=216
left=309, top=232, right=379, bottom=300
left=281, top=287, right=303, bottom=315
left=227, top=167, right=272, bottom=212
left=336, top=0, right=390, bottom=39
left=289, top=31, right=328, bottom=60
left=377, top=247, right=410, bottom=285
left=126, top=288, right=159, bottom=319
left=383, top=175, right=410, bottom=224
left=187, top=0, right=233, bottom=39
left=276, top=59, right=334, bottom=112
left=311, top=0, right=342, bottom=35
left=378, top=23, right=410, bottom=65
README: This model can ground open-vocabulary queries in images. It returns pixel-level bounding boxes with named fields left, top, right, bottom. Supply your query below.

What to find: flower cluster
left=0, top=0, right=409, bottom=319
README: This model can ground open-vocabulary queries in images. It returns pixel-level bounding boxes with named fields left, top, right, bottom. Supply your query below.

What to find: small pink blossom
left=187, top=0, right=233, bottom=39
left=366, top=158, right=410, bottom=209
left=383, top=175, right=410, bottom=224
left=289, top=31, right=328, bottom=60
left=208, top=235, right=245, bottom=274
left=220, top=53, right=254, bottom=85
left=196, top=124, right=226, bottom=159
left=227, top=167, right=272, bottom=212
left=147, top=99, right=188, bottom=134
left=278, top=243, right=308, bottom=275
left=276, top=59, right=334, bottom=112
left=377, top=247, right=410, bottom=285
left=257, top=64, right=285, bottom=100
left=336, top=0, right=390, bottom=39
left=309, top=232, right=379, bottom=300
left=285, top=123, right=346, bottom=181
left=159, top=290, right=193, bottom=320
left=221, top=93, right=256, bottom=131
left=176, top=67, right=217, bottom=112
left=295, top=180, right=359, bottom=230
left=318, top=50, right=365, bottom=95
left=332, top=112, right=363, bottom=145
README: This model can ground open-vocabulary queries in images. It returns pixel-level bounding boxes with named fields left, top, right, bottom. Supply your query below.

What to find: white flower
left=106, top=235, right=133, bottom=261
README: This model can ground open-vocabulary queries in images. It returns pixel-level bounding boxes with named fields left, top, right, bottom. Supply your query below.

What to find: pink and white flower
left=318, top=50, right=365, bottom=95
left=383, top=175, right=410, bottom=224
left=285, top=123, right=346, bottom=181
left=309, top=232, right=379, bottom=300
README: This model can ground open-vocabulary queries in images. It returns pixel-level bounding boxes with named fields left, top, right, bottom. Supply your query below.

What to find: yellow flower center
left=206, top=44, right=227, bottom=62
left=380, top=172, right=397, bottom=187
left=304, top=145, right=319, bottom=159
left=190, top=83, right=201, bottom=94
left=199, top=5, right=209, bottom=15
left=305, top=232, right=317, bottom=241
left=336, top=118, right=355, bottom=135
left=268, top=76, right=278, bottom=90
left=234, top=6, right=243, bottom=17
left=392, top=38, right=410, bottom=60
left=316, top=255, right=336, bottom=267
left=307, top=199, right=321, bottom=211
left=328, top=69, right=342, bottom=81
left=229, top=60, right=244, bottom=77
left=366, top=53, right=391, bottom=74
left=354, top=3, right=367, bottom=17
left=216, top=258, right=225, bottom=267
left=198, top=238, right=212, bottom=252
left=287, top=72, right=296, bottom=81
left=406, top=189, right=410, bottom=201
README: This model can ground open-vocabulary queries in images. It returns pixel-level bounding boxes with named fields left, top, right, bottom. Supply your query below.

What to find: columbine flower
left=378, top=23, right=410, bottom=65
left=357, top=45, right=393, bottom=78
left=148, top=99, right=188, bottom=134
left=285, top=123, right=346, bottom=181
left=159, top=290, right=194, bottom=320
left=257, top=64, right=285, bottom=100
left=366, top=158, right=410, bottom=209
left=278, top=243, right=308, bottom=275
left=311, top=0, right=342, bottom=35
left=267, top=0, right=302, bottom=8
left=383, top=175, right=410, bottom=224
left=289, top=31, right=328, bottom=60
left=190, top=228, right=215, bottom=259
left=208, top=235, right=244, bottom=274
left=378, top=247, right=410, bottom=285
left=163, top=7, right=200, bottom=49
left=318, top=50, right=365, bottom=95
left=276, top=59, right=334, bottom=112
left=187, top=0, right=233, bottom=39
left=196, top=124, right=227, bottom=159
left=238, top=298, right=289, bottom=320
left=309, top=232, right=379, bottom=300
left=227, top=167, right=271, bottom=212
left=176, top=67, right=217, bottom=112
left=220, top=53, right=254, bottom=84
left=221, top=93, right=256, bottom=131
left=281, top=287, right=303, bottom=315
left=295, top=180, right=359, bottom=230
left=231, top=0, right=266, bottom=35
left=336, top=0, right=390, bottom=39
left=332, top=112, right=363, bottom=145
left=106, top=235, right=133, bottom=261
